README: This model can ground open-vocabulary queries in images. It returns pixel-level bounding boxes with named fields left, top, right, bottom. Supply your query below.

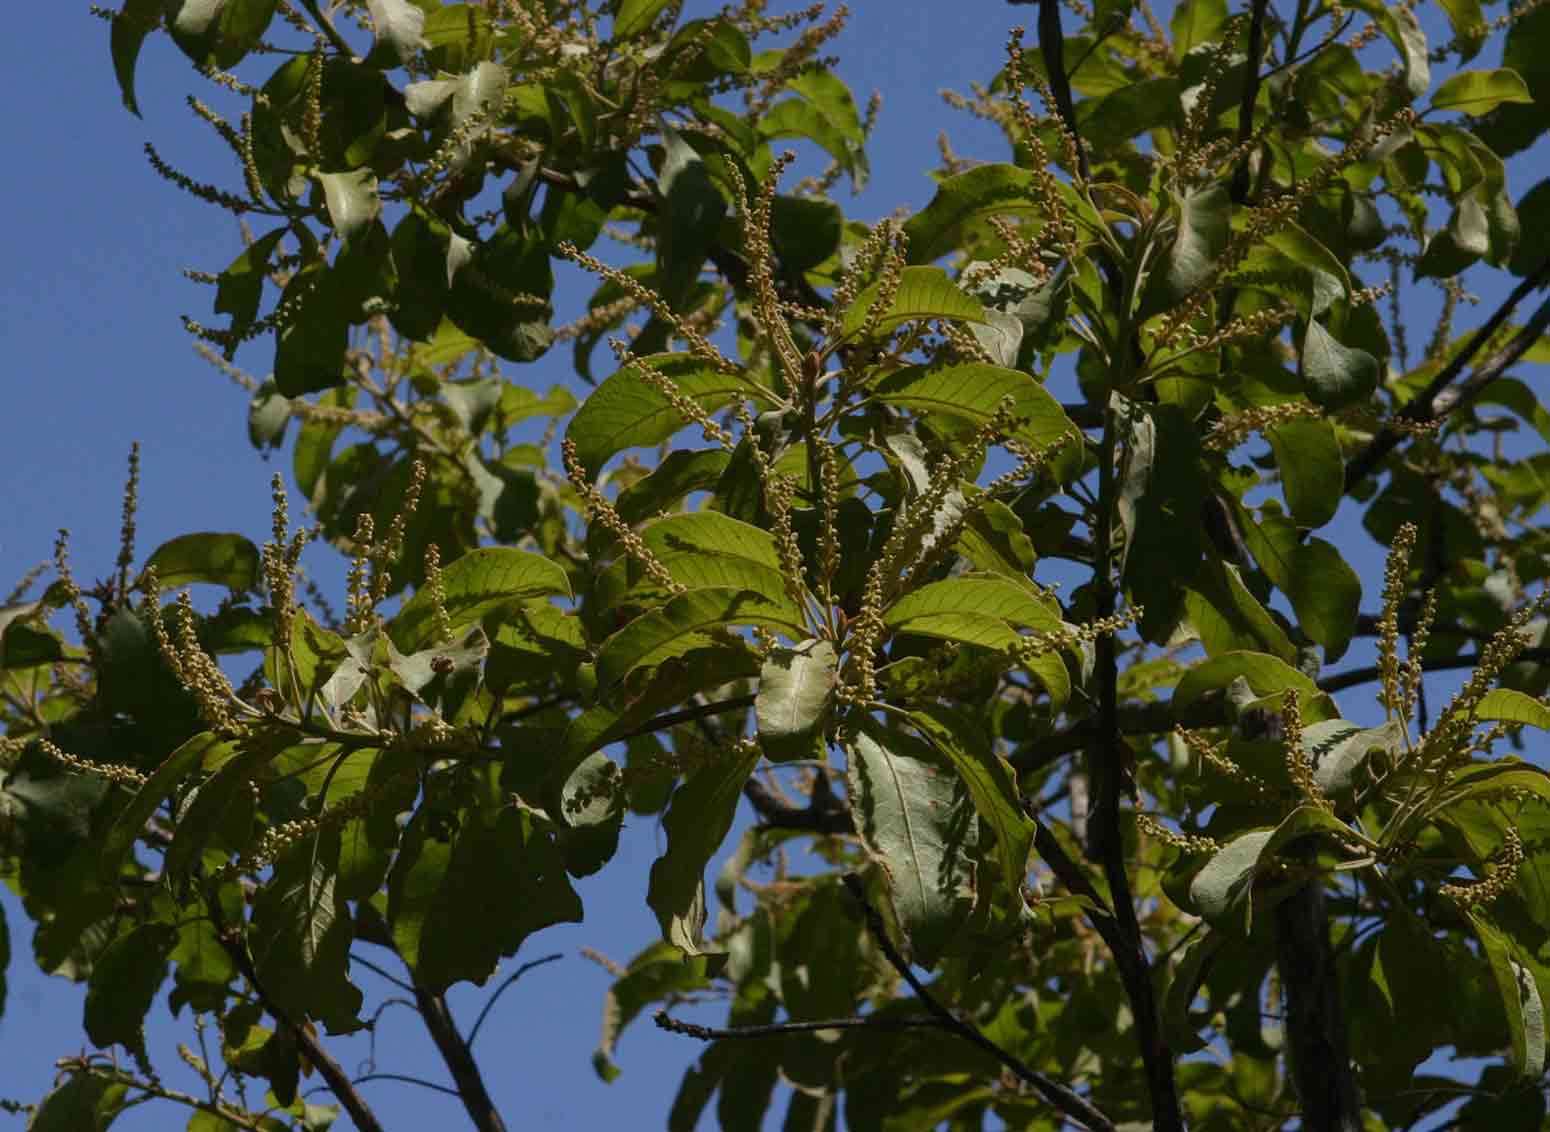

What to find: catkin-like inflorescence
left=1377, top=521, right=1418, bottom=721
left=1281, top=688, right=1330, bottom=809
left=1440, top=826, right=1523, bottom=909
left=563, top=439, right=686, bottom=597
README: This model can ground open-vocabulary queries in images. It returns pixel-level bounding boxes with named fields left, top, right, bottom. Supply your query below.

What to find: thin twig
left=655, top=1010, right=941, bottom=1040
left=351, top=951, right=416, bottom=994
left=468, top=954, right=564, bottom=1047
left=615, top=693, right=756, bottom=743
left=1345, top=257, right=1550, bottom=491
left=840, top=874, right=1116, bottom=1132
left=354, top=1073, right=465, bottom=1099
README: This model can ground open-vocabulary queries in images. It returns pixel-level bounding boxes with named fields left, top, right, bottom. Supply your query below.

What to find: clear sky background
left=0, top=2, right=1544, bottom=1130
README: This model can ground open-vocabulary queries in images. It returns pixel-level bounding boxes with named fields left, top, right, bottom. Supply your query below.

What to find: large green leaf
left=1173, top=651, right=1324, bottom=715
left=566, top=354, right=763, bottom=476
left=100, top=732, right=229, bottom=882
left=1431, top=69, right=1534, bottom=114
left=138, top=532, right=260, bottom=593
left=596, top=587, right=797, bottom=688
left=84, top=922, right=177, bottom=1057
left=1159, top=185, right=1231, bottom=303
left=1471, top=910, right=1547, bottom=1078
left=29, top=1074, right=128, bottom=1132
left=1301, top=319, right=1379, bottom=409
left=390, top=547, right=571, bottom=651
left=1305, top=719, right=1406, bottom=797
left=1188, top=806, right=1351, bottom=929
left=871, top=364, right=1075, bottom=451
left=1183, top=555, right=1296, bottom=662
left=847, top=721, right=976, bottom=966
left=110, top=0, right=164, bottom=116
left=1171, top=0, right=1228, bottom=54
left=841, top=267, right=988, bottom=339
left=902, top=165, right=1042, bottom=265
left=316, top=170, right=381, bottom=241
left=1474, top=688, right=1550, bottom=729
left=883, top=574, right=1061, bottom=650
left=165, top=0, right=279, bottom=70
left=906, top=706, right=1034, bottom=905
left=1266, top=418, right=1342, bottom=529
left=1238, top=511, right=1361, bottom=661
left=647, top=742, right=761, bottom=954
left=756, top=639, right=836, bottom=761
left=656, top=126, right=725, bottom=309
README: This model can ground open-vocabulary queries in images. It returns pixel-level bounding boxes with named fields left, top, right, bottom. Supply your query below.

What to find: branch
left=412, top=979, right=509, bottom=1132
left=468, top=954, right=564, bottom=1047
left=1318, top=648, right=1550, bottom=693
left=1229, top=0, right=1270, bottom=204
left=744, top=770, right=854, bottom=834
left=209, top=904, right=387, bottom=1132
left=1037, top=0, right=1092, bottom=181
left=616, top=693, right=756, bottom=744
left=1345, top=257, right=1550, bottom=491
left=840, top=874, right=1116, bottom=1132
left=354, top=1073, right=465, bottom=1099
left=655, top=1010, right=940, bottom=1040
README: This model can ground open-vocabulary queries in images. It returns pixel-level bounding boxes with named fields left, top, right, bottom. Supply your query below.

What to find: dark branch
left=1037, top=0, right=1092, bottom=181
left=413, top=979, right=509, bottom=1132
left=468, top=954, right=564, bottom=1047
left=1344, top=256, right=1550, bottom=491
left=354, top=1073, right=465, bottom=1099
left=351, top=952, right=416, bottom=994
left=841, top=874, right=1116, bottom=1132
left=616, top=694, right=756, bottom=744
left=744, top=770, right=854, bottom=834
left=655, top=1009, right=940, bottom=1041
left=1230, top=0, right=1270, bottom=204
left=1318, top=648, right=1550, bottom=693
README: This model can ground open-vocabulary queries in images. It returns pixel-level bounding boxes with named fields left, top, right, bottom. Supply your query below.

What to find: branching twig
left=354, top=1072, right=465, bottom=1099
left=840, top=874, right=1116, bottom=1132
left=468, top=954, right=564, bottom=1047
left=1345, top=258, right=1550, bottom=491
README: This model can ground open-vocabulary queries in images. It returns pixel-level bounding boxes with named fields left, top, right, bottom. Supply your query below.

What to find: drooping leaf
left=1183, top=554, right=1297, bottom=662
left=647, top=742, right=761, bottom=954
left=1173, top=650, right=1327, bottom=716
left=756, top=639, right=836, bottom=761
left=872, top=364, right=1075, bottom=451
left=100, top=732, right=230, bottom=883
left=566, top=354, right=764, bottom=476
left=593, top=942, right=714, bottom=1080
left=315, top=170, right=381, bottom=241
left=390, top=547, right=571, bottom=651
left=29, top=1073, right=128, bottom=1132
left=1171, top=0, right=1228, bottom=55
left=1470, top=910, right=1547, bottom=1078
left=596, top=587, right=796, bottom=688
left=1266, top=418, right=1342, bottom=529
left=138, top=532, right=261, bottom=593
left=366, top=0, right=427, bottom=63
left=84, top=922, right=177, bottom=1057
left=1237, top=511, right=1361, bottom=661
left=1475, top=689, right=1550, bottom=729
left=1301, top=319, right=1380, bottom=409
left=841, top=267, right=989, bottom=340
left=905, top=706, right=1034, bottom=906
left=847, top=721, right=976, bottom=966
left=110, top=0, right=164, bottom=116
left=1431, top=68, right=1534, bottom=115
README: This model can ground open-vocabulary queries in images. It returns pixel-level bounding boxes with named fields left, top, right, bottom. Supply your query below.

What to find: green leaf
left=883, top=574, right=1061, bottom=650
left=871, top=363, right=1076, bottom=451
left=1121, top=403, right=1206, bottom=640
left=1161, top=185, right=1231, bottom=301
left=1161, top=929, right=1227, bottom=1053
left=110, top=0, right=163, bottom=116
left=1439, top=0, right=1487, bottom=61
left=138, top=532, right=261, bottom=592
left=274, top=264, right=350, bottom=396
left=647, top=742, right=761, bottom=953
left=84, top=922, right=177, bottom=1056
left=390, top=547, right=571, bottom=652
left=1174, top=650, right=1325, bottom=715
left=1189, top=806, right=1351, bottom=928
left=756, top=639, right=836, bottom=760
left=365, top=0, right=426, bottom=63
left=613, top=0, right=673, bottom=37
left=1305, top=719, right=1406, bottom=796
left=1417, top=194, right=1491, bottom=278
left=1301, top=319, right=1379, bottom=409
left=1510, top=179, right=1550, bottom=278
left=847, top=721, right=975, bottom=966
left=593, top=943, right=714, bottom=1080
left=1171, top=0, right=1229, bottom=55
left=628, top=512, right=799, bottom=617
left=1349, top=0, right=1429, bottom=97
left=315, top=170, right=381, bottom=241
left=905, top=706, right=1035, bottom=906
left=101, top=732, right=229, bottom=883
left=656, top=126, right=726, bottom=308
left=1431, top=68, right=1534, bottom=114
left=566, top=354, right=763, bottom=476
left=596, top=587, right=794, bottom=688
left=1470, top=910, right=1547, bottom=1078
left=1474, top=688, right=1550, bottom=729
left=29, top=1073, right=128, bottom=1132
left=1237, top=511, right=1361, bottom=662
left=1184, top=554, right=1296, bottom=662
left=902, top=164, right=1042, bottom=265
left=841, top=267, right=989, bottom=340
left=166, top=0, right=279, bottom=70
left=770, top=195, right=843, bottom=274
left=1266, top=418, right=1342, bottom=529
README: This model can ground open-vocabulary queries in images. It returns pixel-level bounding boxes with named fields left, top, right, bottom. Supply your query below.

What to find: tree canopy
left=5, top=0, right=1550, bottom=1128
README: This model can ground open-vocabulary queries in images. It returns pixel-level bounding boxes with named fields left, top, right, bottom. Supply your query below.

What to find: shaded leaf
left=756, top=639, right=836, bottom=760
left=1431, top=68, right=1534, bottom=114
left=138, top=532, right=260, bottom=593
left=84, top=922, right=177, bottom=1056
left=596, top=587, right=796, bottom=688
left=1470, top=910, right=1547, bottom=1078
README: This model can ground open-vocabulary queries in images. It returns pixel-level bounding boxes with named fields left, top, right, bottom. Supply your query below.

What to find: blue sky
left=1, top=2, right=1545, bottom=1129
